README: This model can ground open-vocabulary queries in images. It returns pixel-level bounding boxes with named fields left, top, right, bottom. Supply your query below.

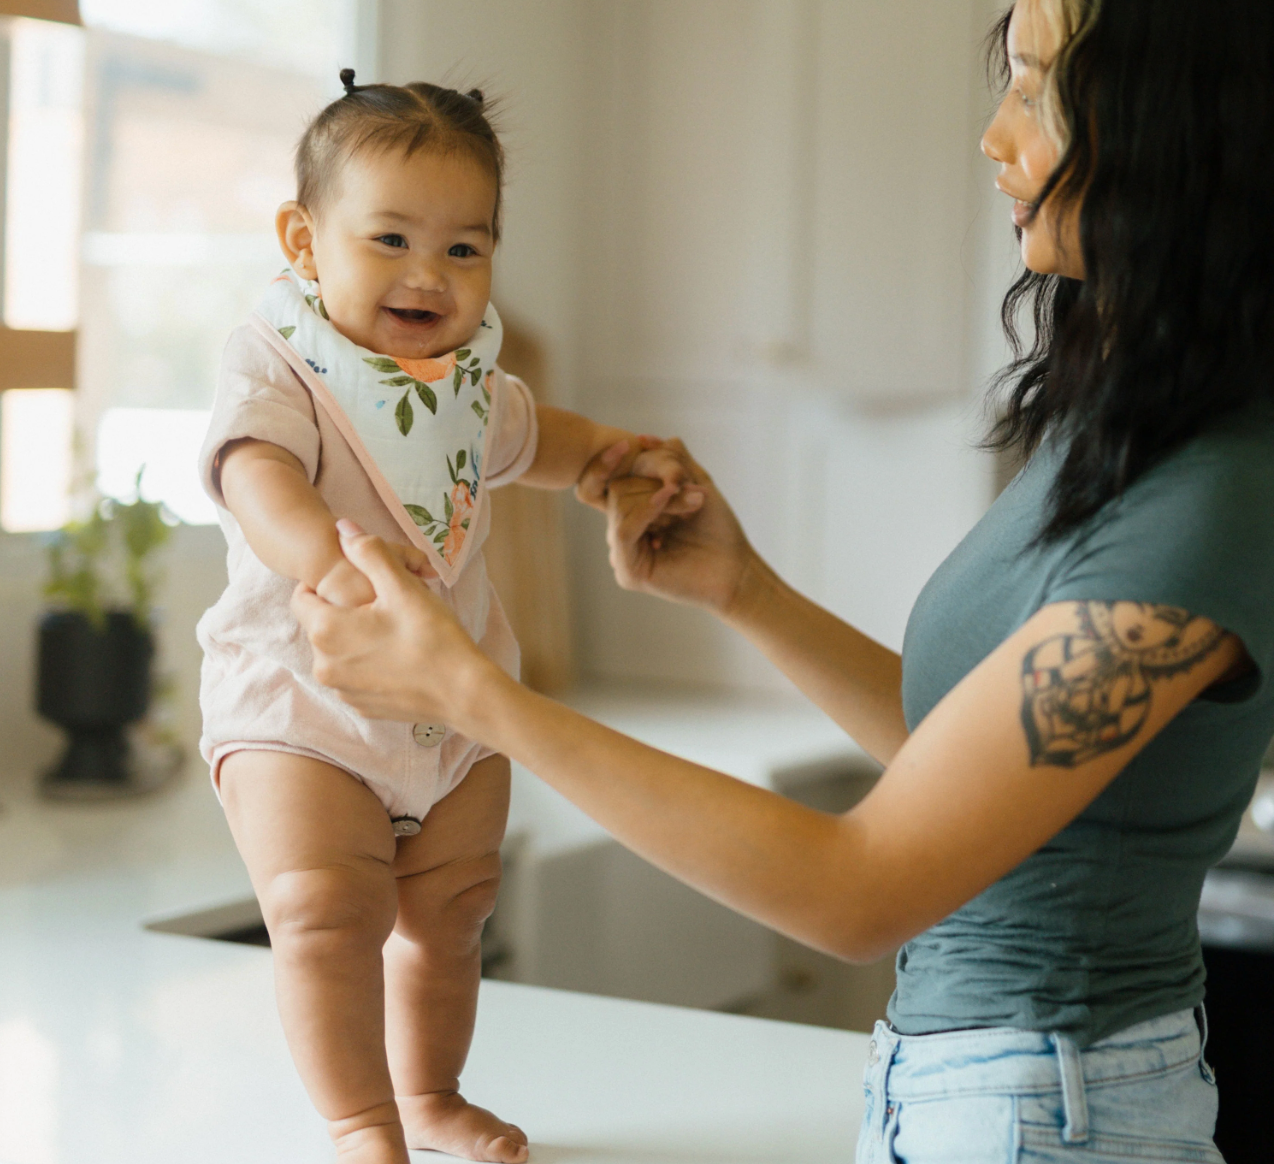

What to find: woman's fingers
left=336, top=526, right=418, bottom=602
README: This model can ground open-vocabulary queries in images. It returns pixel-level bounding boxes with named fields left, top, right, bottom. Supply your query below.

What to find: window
left=0, top=0, right=349, bottom=530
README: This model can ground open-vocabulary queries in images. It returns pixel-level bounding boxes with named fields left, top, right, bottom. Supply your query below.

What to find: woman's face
left=981, top=0, right=1085, bottom=280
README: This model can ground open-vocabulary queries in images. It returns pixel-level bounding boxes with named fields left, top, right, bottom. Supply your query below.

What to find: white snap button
left=392, top=817, right=422, bottom=837
left=412, top=723, right=446, bottom=747
left=866, top=1039, right=879, bottom=1066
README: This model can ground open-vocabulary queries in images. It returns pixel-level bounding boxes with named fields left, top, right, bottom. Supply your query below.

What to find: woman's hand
left=580, top=438, right=763, bottom=619
left=290, top=524, right=505, bottom=736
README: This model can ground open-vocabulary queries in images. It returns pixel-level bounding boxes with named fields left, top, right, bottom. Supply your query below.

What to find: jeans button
left=867, top=1038, right=879, bottom=1066
left=391, top=816, right=422, bottom=837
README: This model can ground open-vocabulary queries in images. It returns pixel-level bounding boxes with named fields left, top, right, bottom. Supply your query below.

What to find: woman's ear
left=276, top=201, right=318, bottom=280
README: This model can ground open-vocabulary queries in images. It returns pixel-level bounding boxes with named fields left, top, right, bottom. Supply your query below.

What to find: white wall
left=567, top=0, right=1016, bottom=687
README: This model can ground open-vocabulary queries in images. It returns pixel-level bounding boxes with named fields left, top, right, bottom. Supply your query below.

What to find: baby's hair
left=296, top=69, right=504, bottom=240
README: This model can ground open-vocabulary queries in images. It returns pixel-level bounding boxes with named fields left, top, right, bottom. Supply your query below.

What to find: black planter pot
left=37, top=609, right=154, bottom=796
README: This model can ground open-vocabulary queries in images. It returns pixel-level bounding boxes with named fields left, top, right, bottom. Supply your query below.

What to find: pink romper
left=196, top=324, right=538, bottom=824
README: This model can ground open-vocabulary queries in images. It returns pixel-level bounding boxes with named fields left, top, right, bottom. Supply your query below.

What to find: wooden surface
left=487, top=317, right=576, bottom=693
left=0, top=0, right=80, bottom=24
left=0, top=326, right=76, bottom=389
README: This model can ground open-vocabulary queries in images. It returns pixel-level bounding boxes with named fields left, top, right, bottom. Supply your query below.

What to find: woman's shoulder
left=1123, top=403, right=1274, bottom=513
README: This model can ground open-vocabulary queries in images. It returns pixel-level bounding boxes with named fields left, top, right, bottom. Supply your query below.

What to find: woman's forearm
left=720, top=553, right=908, bottom=765
left=473, top=672, right=888, bottom=962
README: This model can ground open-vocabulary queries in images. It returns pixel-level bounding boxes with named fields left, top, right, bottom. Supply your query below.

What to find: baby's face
left=283, top=147, right=496, bottom=358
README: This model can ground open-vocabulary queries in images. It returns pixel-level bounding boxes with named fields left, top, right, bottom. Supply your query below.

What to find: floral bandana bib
left=250, top=268, right=501, bottom=587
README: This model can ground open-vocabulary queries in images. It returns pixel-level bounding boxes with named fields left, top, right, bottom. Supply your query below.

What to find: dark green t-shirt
left=890, top=412, right=1274, bottom=1047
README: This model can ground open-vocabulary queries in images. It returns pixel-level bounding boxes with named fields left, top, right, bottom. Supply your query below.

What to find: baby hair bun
left=467, top=88, right=485, bottom=106
left=340, top=68, right=357, bottom=94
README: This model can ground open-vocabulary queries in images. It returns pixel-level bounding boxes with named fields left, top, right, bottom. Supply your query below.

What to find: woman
left=291, top=0, right=1274, bottom=1158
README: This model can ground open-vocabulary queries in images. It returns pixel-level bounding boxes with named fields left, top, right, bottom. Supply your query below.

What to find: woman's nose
left=981, top=98, right=1013, bottom=165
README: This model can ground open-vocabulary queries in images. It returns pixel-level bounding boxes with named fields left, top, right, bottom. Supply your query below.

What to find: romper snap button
left=391, top=817, right=422, bottom=837
left=867, top=1039, right=879, bottom=1065
left=412, top=723, right=446, bottom=747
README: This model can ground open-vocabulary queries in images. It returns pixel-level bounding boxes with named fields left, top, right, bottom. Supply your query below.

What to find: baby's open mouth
left=385, top=307, right=440, bottom=324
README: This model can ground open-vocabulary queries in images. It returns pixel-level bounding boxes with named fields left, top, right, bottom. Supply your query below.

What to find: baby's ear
left=276, top=201, right=318, bottom=279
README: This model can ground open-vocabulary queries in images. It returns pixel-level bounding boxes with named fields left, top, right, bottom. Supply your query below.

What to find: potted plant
left=37, top=478, right=180, bottom=799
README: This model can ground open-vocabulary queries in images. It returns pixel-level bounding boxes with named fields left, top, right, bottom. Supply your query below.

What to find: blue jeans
left=856, top=1008, right=1223, bottom=1163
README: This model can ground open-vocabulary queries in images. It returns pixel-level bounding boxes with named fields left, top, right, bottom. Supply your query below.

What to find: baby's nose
left=404, top=255, right=447, bottom=292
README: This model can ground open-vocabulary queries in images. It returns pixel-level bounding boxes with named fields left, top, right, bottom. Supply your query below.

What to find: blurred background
left=0, top=0, right=1017, bottom=1035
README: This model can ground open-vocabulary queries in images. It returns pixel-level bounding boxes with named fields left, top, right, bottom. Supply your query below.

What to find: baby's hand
left=315, top=556, right=376, bottom=608
left=575, top=436, right=703, bottom=519
left=629, top=440, right=703, bottom=518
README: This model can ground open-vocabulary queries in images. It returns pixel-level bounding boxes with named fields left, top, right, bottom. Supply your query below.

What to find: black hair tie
left=340, top=68, right=358, bottom=95
left=466, top=88, right=484, bottom=107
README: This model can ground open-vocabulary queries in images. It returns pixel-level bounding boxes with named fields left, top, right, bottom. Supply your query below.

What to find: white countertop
left=0, top=686, right=869, bottom=1164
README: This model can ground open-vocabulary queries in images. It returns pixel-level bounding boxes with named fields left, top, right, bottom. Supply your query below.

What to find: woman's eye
left=448, top=243, right=477, bottom=258
left=377, top=234, right=407, bottom=249
left=1016, top=87, right=1036, bottom=110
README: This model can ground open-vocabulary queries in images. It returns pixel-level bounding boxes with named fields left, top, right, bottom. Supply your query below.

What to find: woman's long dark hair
left=989, top=0, right=1274, bottom=541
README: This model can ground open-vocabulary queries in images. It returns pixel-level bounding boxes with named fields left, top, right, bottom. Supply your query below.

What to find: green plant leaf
left=446, top=455, right=458, bottom=484
left=363, top=356, right=402, bottom=373
left=469, top=368, right=481, bottom=386
left=378, top=374, right=414, bottom=387
left=444, top=493, right=454, bottom=520
left=403, top=504, right=434, bottom=526
left=456, top=449, right=466, bottom=470
left=414, top=382, right=437, bottom=414
left=395, top=393, right=414, bottom=436
left=277, top=326, right=295, bottom=339
left=456, top=349, right=471, bottom=359
left=461, top=518, right=470, bottom=530
left=471, top=401, right=486, bottom=420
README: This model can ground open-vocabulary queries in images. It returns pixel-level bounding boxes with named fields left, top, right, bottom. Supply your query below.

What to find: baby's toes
left=484, top=1132, right=528, bottom=1164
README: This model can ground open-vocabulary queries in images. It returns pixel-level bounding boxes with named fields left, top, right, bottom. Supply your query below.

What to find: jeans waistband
left=867, top=1007, right=1205, bottom=1106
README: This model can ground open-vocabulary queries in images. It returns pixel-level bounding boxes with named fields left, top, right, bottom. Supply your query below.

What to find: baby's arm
left=519, top=405, right=696, bottom=513
left=218, top=438, right=374, bottom=607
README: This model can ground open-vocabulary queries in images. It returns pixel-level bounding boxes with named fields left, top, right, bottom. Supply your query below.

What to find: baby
left=196, top=74, right=689, bottom=1164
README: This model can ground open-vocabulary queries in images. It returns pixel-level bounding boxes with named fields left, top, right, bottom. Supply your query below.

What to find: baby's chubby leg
left=385, top=754, right=529, bottom=1163
left=220, top=751, right=408, bottom=1164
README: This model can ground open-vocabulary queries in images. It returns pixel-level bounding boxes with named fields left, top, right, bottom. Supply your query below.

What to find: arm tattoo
left=1020, top=602, right=1225, bottom=768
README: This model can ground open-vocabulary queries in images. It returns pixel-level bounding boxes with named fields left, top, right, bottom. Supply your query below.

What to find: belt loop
left=1049, top=1032, right=1090, bottom=1144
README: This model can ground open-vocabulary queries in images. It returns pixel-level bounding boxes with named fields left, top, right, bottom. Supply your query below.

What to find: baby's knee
left=396, top=852, right=502, bottom=947
left=263, top=863, right=396, bottom=951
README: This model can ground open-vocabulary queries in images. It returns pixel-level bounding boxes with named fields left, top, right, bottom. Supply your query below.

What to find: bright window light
left=0, top=388, right=74, bottom=532
left=5, top=18, right=85, bottom=331
left=95, top=407, right=215, bottom=525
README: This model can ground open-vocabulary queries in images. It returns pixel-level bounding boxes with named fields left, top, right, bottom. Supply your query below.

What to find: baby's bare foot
left=399, top=1090, right=529, bottom=1163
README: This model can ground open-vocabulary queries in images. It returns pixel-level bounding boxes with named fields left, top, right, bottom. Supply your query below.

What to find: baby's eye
left=448, top=243, right=478, bottom=258
left=376, top=234, right=408, bottom=249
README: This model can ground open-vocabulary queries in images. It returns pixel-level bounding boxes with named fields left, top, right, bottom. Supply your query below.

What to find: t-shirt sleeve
left=1046, top=433, right=1274, bottom=696
left=482, top=368, right=539, bottom=488
left=199, top=324, right=322, bottom=508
